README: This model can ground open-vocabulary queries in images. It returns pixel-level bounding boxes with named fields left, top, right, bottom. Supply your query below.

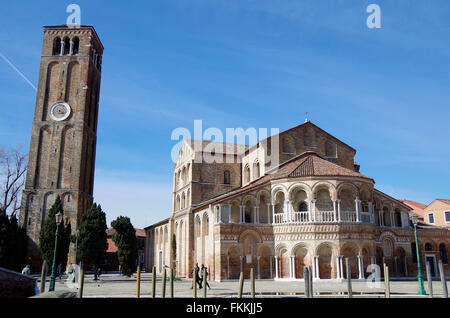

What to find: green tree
left=77, top=203, right=108, bottom=273
left=38, top=195, right=71, bottom=273
left=111, top=216, right=138, bottom=277
left=0, top=208, right=28, bottom=271
left=171, top=234, right=176, bottom=258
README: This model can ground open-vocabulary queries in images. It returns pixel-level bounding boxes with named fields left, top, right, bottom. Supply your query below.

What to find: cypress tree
left=38, top=195, right=71, bottom=273
left=77, top=203, right=108, bottom=272
left=0, top=209, right=28, bottom=271
left=111, top=216, right=138, bottom=277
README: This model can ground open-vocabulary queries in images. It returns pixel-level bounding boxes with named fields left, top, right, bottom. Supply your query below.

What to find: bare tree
left=0, top=147, right=27, bottom=216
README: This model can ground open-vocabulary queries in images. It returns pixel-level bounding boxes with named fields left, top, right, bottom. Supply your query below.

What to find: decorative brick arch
left=336, top=182, right=359, bottom=198
left=288, top=182, right=312, bottom=201
left=238, top=229, right=262, bottom=244
left=311, top=181, right=336, bottom=199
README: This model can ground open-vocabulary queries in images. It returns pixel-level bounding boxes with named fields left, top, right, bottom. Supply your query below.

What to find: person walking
left=201, top=265, right=211, bottom=290
left=190, top=263, right=203, bottom=289
left=57, top=263, right=62, bottom=279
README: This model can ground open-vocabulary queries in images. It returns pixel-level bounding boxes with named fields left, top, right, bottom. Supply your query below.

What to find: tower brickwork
left=19, top=25, right=103, bottom=270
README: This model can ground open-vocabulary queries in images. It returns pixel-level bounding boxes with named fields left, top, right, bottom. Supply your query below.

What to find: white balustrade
left=341, top=210, right=357, bottom=222
left=315, top=210, right=335, bottom=223
left=360, top=212, right=371, bottom=223
left=270, top=207, right=370, bottom=225
left=274, top=213, right=284, bottom=224
left=292, top=211, right=310, bottom=223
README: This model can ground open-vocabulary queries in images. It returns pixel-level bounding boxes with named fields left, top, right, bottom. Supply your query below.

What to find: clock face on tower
left=49, top=102, right=71, bottom=121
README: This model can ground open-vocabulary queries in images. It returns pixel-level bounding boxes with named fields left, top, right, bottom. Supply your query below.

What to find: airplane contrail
left=0, top=52, right=37, bottom=92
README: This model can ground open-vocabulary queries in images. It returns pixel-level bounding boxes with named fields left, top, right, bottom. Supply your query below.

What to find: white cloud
left=93, top=176, right=172, bottom=229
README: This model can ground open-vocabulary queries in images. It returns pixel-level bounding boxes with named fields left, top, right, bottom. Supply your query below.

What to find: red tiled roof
left=436, top=199, right=450, bottom=205
left=185, top=139, right=248, bottom=155
left=246, top=121, right=356, bottom=155
left=106, top=228, right=146, bottom=237
left=193, top=152, right=373, bottom=211
left=399, top=200, right=427, bottom=211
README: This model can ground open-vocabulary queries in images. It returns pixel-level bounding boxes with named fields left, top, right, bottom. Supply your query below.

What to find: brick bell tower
left=19, top=25, right=103, bottom=270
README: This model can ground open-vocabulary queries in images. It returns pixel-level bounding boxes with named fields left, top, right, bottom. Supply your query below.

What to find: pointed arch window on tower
left=63, top=37, right=70, bottom=55
left=53, top=37, right=61, bottom=55
left=244, top=165, right=250, bottom=183
left=224, top=170, right=231, bottom=184
left=73, top=37, right=79, bottom=55
left=253, top=161, right=260, bottom=179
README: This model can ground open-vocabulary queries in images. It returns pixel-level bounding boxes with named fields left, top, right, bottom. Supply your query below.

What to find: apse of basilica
left=145, top=120, right=450, bottom=281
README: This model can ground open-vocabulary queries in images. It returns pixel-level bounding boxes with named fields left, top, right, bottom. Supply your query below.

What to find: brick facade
left=147, top=121, right=450, bottom=281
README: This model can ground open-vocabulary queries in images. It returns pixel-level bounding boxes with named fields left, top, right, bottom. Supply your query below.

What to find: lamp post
left=72, top=229, right=80, bottom=283
left=74, top=229, right=80, bottom=265
left=412, top=213, right=426, bottom=295
left=49, top=212, right=63, bottom=292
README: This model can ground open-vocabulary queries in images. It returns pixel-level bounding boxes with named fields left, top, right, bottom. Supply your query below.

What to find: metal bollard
left=193, top=268, right=197, bottom=298
left=438, top=260, right=448, bottom=298
left=161, top=268, right=166, bottom=298
left=384, top=264, right=390, bottom=298
left=136, top=266, right=141, bottom=298
left=40, top=260, right=47, bottom=293
left=250, top=268, right=255, bottom=298
left=170, top=268, right=174, bottom=298
left=203, top=268, right=207, bottom=298
left=238, top=272, right=244, bottom=298
left=304, top=267, right=310, bottom=298
left=152, top=266, right=156, bottom=298
left=78, top=269, right=84, bottom=298
left=346, top=258, right=352, bottom=298
left=426, top=262, right=433, bottom=298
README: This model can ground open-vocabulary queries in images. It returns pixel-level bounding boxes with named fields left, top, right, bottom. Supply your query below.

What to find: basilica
left=145, top=120, right=450, bottom=281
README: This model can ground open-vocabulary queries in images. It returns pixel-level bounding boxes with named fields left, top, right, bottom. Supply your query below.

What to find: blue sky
left=0, top=1, right=449, bottom=228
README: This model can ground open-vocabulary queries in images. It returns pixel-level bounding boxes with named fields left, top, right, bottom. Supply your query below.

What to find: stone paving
left=39, top=272, right=449, bottom=298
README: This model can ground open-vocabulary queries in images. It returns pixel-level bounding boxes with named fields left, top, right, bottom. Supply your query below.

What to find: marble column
left=219, top=205, right=223, bottom=224
left=266, top=204, right=271, bottom=224
left=290, top=255, right=296, bottom=279
left=314, top=256, right=320, bottom=279
left=358, top=255, right=364, bottom=279
left=355, top=199, right=361, bottom=222
left=227, top=204, right=231, bottom=224
left=253, top=206, right=258, bottom=224
left=274, top=256, right=279, bottom=279
left=288, top=255, right=293, bottom=278
left=337, top=199, right=342, bottom=222
left=311, top=200, right=317, bottom=223
left=336, top=256, right=341, bottom=279
left=272, top=205, right=276, bottom=224
left=332, top=199, right=337, bottom=222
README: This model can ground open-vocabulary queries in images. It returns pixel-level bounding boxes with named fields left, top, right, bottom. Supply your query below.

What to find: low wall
left=0, top=267, right=37, bottom=298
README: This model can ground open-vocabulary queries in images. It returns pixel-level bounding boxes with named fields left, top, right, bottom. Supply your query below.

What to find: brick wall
left=0, top=267, right=37, bottom=298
